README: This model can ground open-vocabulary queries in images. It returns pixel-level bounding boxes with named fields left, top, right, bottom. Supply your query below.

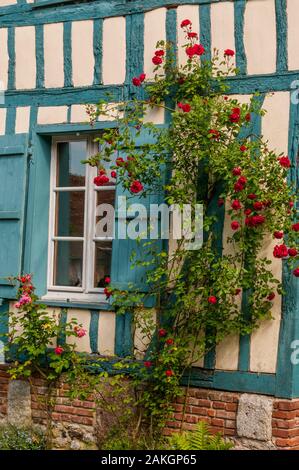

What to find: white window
left=45, top=135, right=115, bottom=303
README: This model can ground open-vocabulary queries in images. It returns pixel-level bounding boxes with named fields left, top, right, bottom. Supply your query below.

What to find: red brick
left=190, top=406, right=209, bottom=416
left=273, top=410, right=297, bottom=420
left=211, top=418, right=224, bottom=427
left=215, top=410, right=236, bottom=420
left=272, top=418, right=297, bottom=429
left=225, top=402, right=238, bottom=412
left=212, top=401, right=226, bottom=410
left=276, top=401, right=299, bottom=411
left=223, top=428, right=236, bottom=436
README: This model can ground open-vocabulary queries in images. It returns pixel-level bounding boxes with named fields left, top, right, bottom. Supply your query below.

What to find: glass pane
left=94, top=241, right=112, bottom=288
left=95, top=190, right=115, bottom=238
left=55, top=191, right=85, bottom=237
left=54, top=241, right=83, bottom=287
left=57, top=141, right=86, bottom=187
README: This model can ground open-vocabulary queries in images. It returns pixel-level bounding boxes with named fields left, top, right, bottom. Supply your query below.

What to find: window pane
left=95, top=190, right=115, bottom=238
left=53, top=241, right=83, bottom=287
left=57, top=141, right=86, bottom=187
left=94, top=241, right=112, bottom=288
left=55, top=191, right=85, bottom=237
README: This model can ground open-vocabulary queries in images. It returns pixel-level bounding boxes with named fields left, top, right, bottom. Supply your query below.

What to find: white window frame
left=43, top=134, right=115, bottom=303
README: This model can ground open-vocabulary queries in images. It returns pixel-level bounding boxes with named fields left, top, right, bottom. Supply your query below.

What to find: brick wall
left=3, top=363, right=299, bottom=450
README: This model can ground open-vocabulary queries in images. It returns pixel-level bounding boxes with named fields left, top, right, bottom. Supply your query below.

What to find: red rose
left=186, top=44, right=205, bottom=57
left=293, top=268, right=299, bottom=277
left=208, top=129, right=220, bottom=139
left=104, top=287, right=112, bottom=298
left=232, top=167, right=242, bottom=176
left=240, top=145, right=247, bottom=152
left=132, top=77, right=141, bottom=86
left=273, top=244, right=288, bottom=258
left=232, top=200, right=242, bottom=210
left=111, top=171, right=117, bottom=179
left=245, top=215, right=265, bottom=227
left=229, top=111, right=241, bottom=123
left=248, top=193, right=257, bottom=200
left=208, top=296, right=217, bottom=304
left=130, top=180, right=143, bottom=194
left=152, top=56, right=163, bottom=65
left=116, top=157, right=125, bottom=166
left=104, top=276, right=111, bottom=284
left=94, top=174, right=110, bottom=186
left=181, top=19, right=192, bottom=28
left=144, top=361, right=152, bottom=368
left=235, top=288, right=241, bottom=295
left=231, top=221, right=240, bottom=231
left=267, top=292, right=275, bottom=301
left=238, top=176, right=247, bottom=185
left=158, top=328, right=167, bottom=337
left=178, top=102, right=191, bottom=113
left=234, top=182, right=245, bottom=192
left=218, top=198, right=225, bottom=207
left=288, top=248, right=298, bottom=257
left=224, top=49, right=235, bottom=57
left=292, top=223, right=299, bottom=232
left=263, top=200, right=271, bottom=208
left=55, top=346, right=64, bottom=355
left=244, top=208, right=252, bottom=216
left=155, top=49, right=165, bottom=57
left=253, top=201, right=263, bottom=211
left=245, top=113, right=251, bottom=122
left=274, top=231, right=284, bottom=239
left=187, top=32, right=198, bottom=39
left=278, top=156, right=291, bottom=168
left=165, top=370, right=174, bottom=377
left=139, top=73, right=146, bottom=82
left=166, top=338, right=174, bottom=345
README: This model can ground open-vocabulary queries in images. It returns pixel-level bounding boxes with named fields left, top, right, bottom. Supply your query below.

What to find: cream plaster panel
left=244, top=0, right=276, bottom=75
left=44, top=23, right=64, bottom=88
left=144, top=105, right=165, bottom=124
left=211, top=2, right=235, bottom=69
left=37, top=106, right=68, bottom=125
left=177, top=5, right=200, bottom=67
left=0, top=108, right=6, bottom=135
left=97, top=102, right=124, bottom=121
left=144, top=8, right=166, bottom=80
left=0, top=29, right=8, bottom=90
left=102, top=17, right=126, bottom=85
left=66, top=309, right=91, bottom=354
left=134, top=309, right=156, bottom=360
left=250, top=237, right=282, bottom=373
left=216, top=334, right=240, bottom=371
left=15, top=106, right=30, bottom=134
left=72, top=20, right=94, bottom=87
left=15, top=26, right=36, bottom=89
left=287, top=0, right=299, bottom=70
left=1, top=1, right=17, bottom=6
left=98, top=311, right=116, bottom=356
left=261, top=92, right=290, bottom=155
left=70, top=104, right=89, bottom=123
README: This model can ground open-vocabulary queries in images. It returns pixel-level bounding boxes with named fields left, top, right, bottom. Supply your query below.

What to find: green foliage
left=168, top=421, right=233, bottom=451
left=0, top=424, right=46, bottom=450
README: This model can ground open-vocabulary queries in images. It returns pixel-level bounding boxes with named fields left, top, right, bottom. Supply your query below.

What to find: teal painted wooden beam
left=93, top=18, right=103, bottom=86
left=115, top=312, right=133, bottom=357
left=7, top=27, right=15, bottom=91
left=234, top=0, right=246, bottom=75
left=57, top=308, right=68, bottom=346
left=63, top=22, right=72, bottom=88
left=5, top=107, right=16, bottom=135
left=200, top=3, right=211, bottom=62
left=275, top=0, right=288, bottom=73
left=125, top=12, right=144, bottom=101
left=36, top=24, right=45, bottom=89
left=89, top=310, right=100, bottom=354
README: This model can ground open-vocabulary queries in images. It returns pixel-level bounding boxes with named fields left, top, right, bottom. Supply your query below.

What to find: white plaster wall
left=287, top=0, right=299, bottom=70
left=98, top=312, right=116, bottom=356
left=143, top=105, right=165, bottom=124
left=261, top=92, right=290, bottom=155
left=15, top=26, right=36, bottom=90
left=0, top=28, right=8, bottom=90
left=66, top=309, right=91, bottom=353
left=177, top=5, right=200, bottom=67
left=44, top=23, right=64, bottom=88
left=211, top=1, right=235, bottom=69
left=37, top=106, right=68, bottom=125
left=244, top=0, right=276, bottom=75
left=72, top=20, right=94, bottom=87
left=216, top=335, right=240, bottom=371
left=144, top=8, right=166, bottom=80
left=70, top=104, right=89, bottom=123
left=15, top=106, right=30, bottom=134
left=102, top=17, right=126, bottom=85
left=0, top=1, right=17, bottom=6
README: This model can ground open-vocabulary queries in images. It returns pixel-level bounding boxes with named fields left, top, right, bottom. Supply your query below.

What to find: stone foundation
left=2, top=365, right=299, bottom=450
